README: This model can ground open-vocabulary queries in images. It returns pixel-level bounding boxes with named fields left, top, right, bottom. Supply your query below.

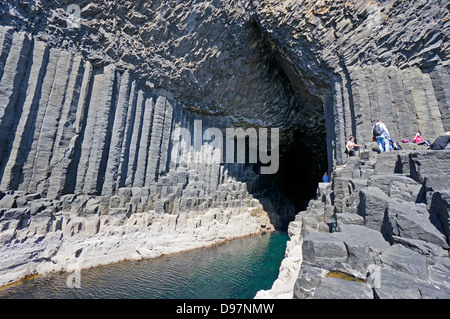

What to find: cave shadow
left=225, top=133, right=328, bottom=231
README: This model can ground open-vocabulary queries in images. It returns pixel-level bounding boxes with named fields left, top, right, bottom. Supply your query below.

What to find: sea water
left=0, top=231, right=289, bottom=299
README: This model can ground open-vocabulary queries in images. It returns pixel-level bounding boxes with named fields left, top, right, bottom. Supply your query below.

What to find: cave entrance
left=236, top=92, right=329, bottom=231
left=243, top=124, right=328, bottom=231
left=254, top=125, right=329, bottom=231
left=277, top=129, right=328, bottom=213
left=241, top=20, right=330, bottom=230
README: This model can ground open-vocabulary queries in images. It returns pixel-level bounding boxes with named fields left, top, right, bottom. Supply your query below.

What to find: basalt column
left=0, top=27, right=290, bottom=230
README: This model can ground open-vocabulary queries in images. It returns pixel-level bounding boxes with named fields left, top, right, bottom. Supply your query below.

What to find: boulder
left=302, top=224, right=390, bottom=277
left=336, top=212, right=365, bottom=226
left=301, top=232, right=348, bottom=269
left=357, top=186, right=391, bottom=231
left=338, top=224, right=391, bottom=251
left=392, top=236, right=448, bottom=257
left=384, top=200, right=449, bottom=249
left=409, top=151, right=450, bottom=190
left=380, top=245, right=429, bottom=281
left=343, top=192, right=360, bottom=214
left=293, top=264, right=324, bottom=299
left=389, top=181, right=424, bottom=203
left=374, top=267, right=448, bottom=299
left=428, top=257, right=450, bottom=291
left=367, top=174, right=422, bottom=202
left=374, top=152, right=401, bottom=174
left=0, top=195, right=17, bottom=209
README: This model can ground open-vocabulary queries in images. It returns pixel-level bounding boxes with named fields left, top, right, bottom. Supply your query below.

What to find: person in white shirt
left=372, top=120, right=390, bottom=153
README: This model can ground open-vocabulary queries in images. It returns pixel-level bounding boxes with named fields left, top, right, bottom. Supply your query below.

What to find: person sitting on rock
left=372, top=120, right=390, bottom=153
left=430, top=132, right=450, bottom=150
left=345, top=137, right=361, bottom=157
left=413, top=131, right=431, bottom=146
left=388, top=138, right=402, bottom=151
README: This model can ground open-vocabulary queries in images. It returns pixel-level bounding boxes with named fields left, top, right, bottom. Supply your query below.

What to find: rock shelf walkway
left=257, top=148, right=450, bottom=299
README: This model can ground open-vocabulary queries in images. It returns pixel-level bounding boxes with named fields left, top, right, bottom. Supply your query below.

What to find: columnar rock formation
left=0, top=27, right=261, bottom=201
left=254, top=0, right=450, bottom=166
left=0, top=0, right=449, bottom=294
left=0, top=25, right=292, bottom=286
left=258, top=148, right=450, bottom=299
left=1, top=0, right=449, bottom=163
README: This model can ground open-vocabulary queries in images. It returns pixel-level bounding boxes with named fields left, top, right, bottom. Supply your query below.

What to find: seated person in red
left=413, top=132, right=430, bottom=146
left=413, top=132, right=424, bottom=143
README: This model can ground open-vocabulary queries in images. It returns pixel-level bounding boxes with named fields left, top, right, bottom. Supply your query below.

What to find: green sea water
left=0, top=231, right=289, bottom=299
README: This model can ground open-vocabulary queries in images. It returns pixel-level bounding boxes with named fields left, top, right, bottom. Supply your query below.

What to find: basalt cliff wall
left=0, top=0, right=449, bottom=290
left=0, top=26, right=283, bottom=287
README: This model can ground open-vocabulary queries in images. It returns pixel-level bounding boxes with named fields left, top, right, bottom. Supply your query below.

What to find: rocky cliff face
left=256, top=146, right=450, bottom=299
left=1, top=0, right=448, bottom=203
left=0, top=0, right=449, bottom=293
left=254, top=0, right=450, bottom=164
left=0, top=26, right=284, bottom=286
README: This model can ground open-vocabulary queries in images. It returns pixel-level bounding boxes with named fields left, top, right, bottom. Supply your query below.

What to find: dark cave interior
left=250, top=25, right=330, bottom=227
